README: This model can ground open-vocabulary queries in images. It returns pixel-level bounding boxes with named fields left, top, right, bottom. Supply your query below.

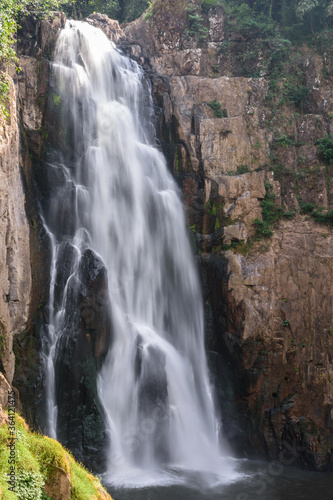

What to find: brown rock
left=0, top=373, right=11, bottom=408
left=223, top=222, right=248, bottom=244
left=44, top=461, right=71, bottom=500
left=0, top=77, right=31, bottom=385
left=84, top=14, right=124, bottom=44
left=203, top=217, right=333, bottom=469
left=0, top=403, right=8, bottom=427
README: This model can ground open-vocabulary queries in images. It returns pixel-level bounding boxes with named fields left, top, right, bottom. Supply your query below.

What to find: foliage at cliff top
left=0, top=410, right=112, bottom=500
left=223, top=0, right=333, bottom=41
left=0, top=1, right=69, bottom=115
left=60, top=0, right=151, bottom=22
left=0, top=1, right=69, bottom=64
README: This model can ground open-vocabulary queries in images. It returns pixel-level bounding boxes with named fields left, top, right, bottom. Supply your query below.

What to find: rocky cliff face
left=0, top=12, right=117, bottom=470
left=12, top=13, right=117, bottom=470
left=0, top=77, right=31, bottom=408
left=1, top=0, right=332, bottom=474
left=120, top=0, right=333, bottom=471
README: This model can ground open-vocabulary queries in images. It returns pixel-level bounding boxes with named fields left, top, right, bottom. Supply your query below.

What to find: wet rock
left=135, top=340, right=170, bottom=464
left=84, top=14, right=124, bottom=44
left=55, top=249, right=112, bottom=472
left=201, top=219, right=333, bottom=470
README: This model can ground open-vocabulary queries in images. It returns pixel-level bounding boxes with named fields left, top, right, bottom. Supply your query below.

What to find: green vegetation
left=184, top=3, right=209, bottom=44
left=272, top=134, right=303, bottom=148
left=60, top=0, right=151, bottom=22
left=253, top=181, right=295, bottom=240
left=0, top=0, right=69, bottom=116
left=207, top=99, right=228, bottom=118
left=201, top=0, right=224, bottom=13
left=206, top=199, right=223, bottom=229
left=0, top=412, right=110, bottom=500
left=0, top=333, right=4, bottom=352
left=298, top=198, right=333, bottom=225
left=315, top=134, right=333, bottom=163
left=224, top=1, right=333, bottom=42
left=217, top=239, right=253, bottom=254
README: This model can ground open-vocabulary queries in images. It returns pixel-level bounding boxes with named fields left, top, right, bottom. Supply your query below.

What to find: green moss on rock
left=0, top=410, right=111, bottom=500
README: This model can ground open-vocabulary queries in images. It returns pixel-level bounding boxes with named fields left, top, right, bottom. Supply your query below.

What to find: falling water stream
left=41, top=20, right=240, bottom=487
left=38, top=20, right=333, bottom=498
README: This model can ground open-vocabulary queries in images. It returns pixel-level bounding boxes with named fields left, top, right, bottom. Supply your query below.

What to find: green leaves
left=0, top=0, right=69, bottom=116
left=207, top=99, right=228, bottom=118
left=295, top=0, right=320, bottom=19
left=254, top=181, right=295, bottom=240
left=315, top=134, right=333, bottom=163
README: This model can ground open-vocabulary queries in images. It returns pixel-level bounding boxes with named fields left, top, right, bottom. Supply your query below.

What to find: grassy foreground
left=0, top=406, right=111, bottom=500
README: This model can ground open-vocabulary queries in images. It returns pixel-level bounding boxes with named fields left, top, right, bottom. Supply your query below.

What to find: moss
left=0, top=413, right=111, bottom=500
left=69, top=458, right=104, bottom=500
left=174, top=149, right=180, bottom=173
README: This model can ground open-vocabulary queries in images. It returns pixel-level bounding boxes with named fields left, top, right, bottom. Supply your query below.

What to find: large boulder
left=55, top=249, right=112, bottom=472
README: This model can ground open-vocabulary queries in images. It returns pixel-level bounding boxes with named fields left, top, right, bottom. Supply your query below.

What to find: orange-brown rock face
left=0, top=78, right=31, bottom=403
left=0, top=1, right=332, bottom=473
left=120, top=0, right=333, bottom=470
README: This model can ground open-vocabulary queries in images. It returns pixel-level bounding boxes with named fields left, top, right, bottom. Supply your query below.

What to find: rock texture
left=55, top=249, right=112, bottom=472
left=201, top=218, right=333, bottom=470
left=0, top=77, right=31, bottom=402
left=1, top=0, right=332, bottom=475
left=44, top=459, right=71, bottom=500
left=11, top=12, right=111, bottom=471
left=84, top=13, right=124, bottom=43
left=11, top=12, right=63, bottom=429
left=119, top=0, right=333, bottom=470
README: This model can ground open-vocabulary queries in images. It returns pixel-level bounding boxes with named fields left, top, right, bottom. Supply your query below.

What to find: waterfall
left=42, top=20, right=236, bottom=485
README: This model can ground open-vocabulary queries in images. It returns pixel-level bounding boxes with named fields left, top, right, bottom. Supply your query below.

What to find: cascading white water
left=43, top=20, right=237, bottom=485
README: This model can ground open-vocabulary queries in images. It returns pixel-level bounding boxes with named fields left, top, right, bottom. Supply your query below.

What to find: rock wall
left=11, top=13, right=66, bottom=428
left=1, top=1, right=332, bottom=473
left=121, top=0, right=333, bottom=470
left=0, top=77, right=31, bottom=407
left=10, top=12, right=122, bottom=471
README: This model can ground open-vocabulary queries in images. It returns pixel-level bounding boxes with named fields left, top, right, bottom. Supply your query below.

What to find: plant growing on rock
left=254, top=181, right=295, bottom=240
left=184, top=4, right=209, bottom=45
left=299, top=198, right=333, bottom=225
left=0, top=411, right=111, bottom=499
left=0, top=0, right=69, bottom=116
left=315, top=134, right=333, bottom=163
left=201, top=0, right=224, bottom=13
left=207, top=99, right=228, bottom=117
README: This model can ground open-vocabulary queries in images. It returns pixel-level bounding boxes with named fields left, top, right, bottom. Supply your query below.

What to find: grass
left=0, top=412, right=111, bottom=500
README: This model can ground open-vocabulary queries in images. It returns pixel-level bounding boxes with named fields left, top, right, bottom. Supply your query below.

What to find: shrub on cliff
left=60, top=0, right=151, bottom=22
left=315, top=134, right=333, bottom=164
left=0, top=0, right=69, bottom=116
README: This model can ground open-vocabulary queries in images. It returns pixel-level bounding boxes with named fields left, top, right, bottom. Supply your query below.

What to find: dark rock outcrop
left=55, top=249, right=112, bottom=471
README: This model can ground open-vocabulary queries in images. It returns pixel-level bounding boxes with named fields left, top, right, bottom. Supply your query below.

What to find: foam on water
left=43, top=20, right=240, bottom=487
